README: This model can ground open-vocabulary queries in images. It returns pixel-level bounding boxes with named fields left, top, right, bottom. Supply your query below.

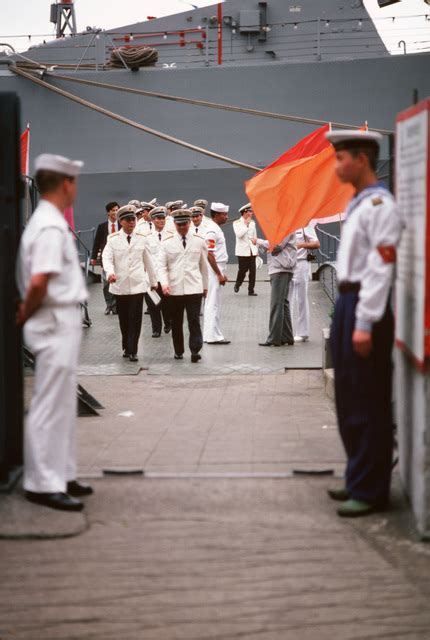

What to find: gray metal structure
left=1, top=0, right=430, bottom=256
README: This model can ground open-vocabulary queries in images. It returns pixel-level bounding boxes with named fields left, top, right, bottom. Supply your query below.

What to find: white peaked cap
left=211, top=202, right=229, bottom=213
left=325, top=130, right=383, bottom=146
left=35, top=153, right=83, bottom=177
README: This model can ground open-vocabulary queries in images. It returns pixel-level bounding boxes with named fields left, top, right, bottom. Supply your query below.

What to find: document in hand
left=147, top=288, right=161, bottom=306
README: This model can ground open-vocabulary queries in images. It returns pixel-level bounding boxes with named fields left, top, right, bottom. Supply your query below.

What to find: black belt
left=338, top=282, right=360, bottom=294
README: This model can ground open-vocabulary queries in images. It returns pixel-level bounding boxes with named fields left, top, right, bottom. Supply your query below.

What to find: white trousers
left=203, top=262, right=227, bottom=342
left=289, top=259, right=311, bottom=338
left=23, top=306, right=82, bottom=493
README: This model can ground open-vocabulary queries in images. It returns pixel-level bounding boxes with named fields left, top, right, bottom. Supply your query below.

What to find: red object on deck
left=217, top=3, right=222, bottom=65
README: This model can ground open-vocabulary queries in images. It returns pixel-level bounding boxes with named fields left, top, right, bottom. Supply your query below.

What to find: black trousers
left=168, top=294, right=203, bottom=356
left=330, top=291, right=394, bottom=506
left=235, top=255, right=256, bottom=293
left=116, top=293, right=144, bottom=355
left=145, top=284, right=171, bottom=334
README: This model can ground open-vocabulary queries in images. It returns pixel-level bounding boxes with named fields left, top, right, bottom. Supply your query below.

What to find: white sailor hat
left=211, top=202, right=229, bottom=213
left=117, top=204, right=137, bottom=220
left=189, top=206, right=204, bottom=216
left=150, top=206, right=167, bottom=219
left=170, top=200, right=186, bottom=211
left=239, top=203, right=253, bottom=214
left=194, top=199, right=208, bottom=208
left=140, top=201, right=156, bottom=211
left=172, top=208, right=192, bottom=222
left=34, top=153, right=83, bottom=177
left=325, top=129, right=382, bottom=149
left=128, top=199, right=141, bottom=208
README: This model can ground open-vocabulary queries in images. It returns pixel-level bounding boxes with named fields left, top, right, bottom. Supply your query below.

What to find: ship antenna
left=50, top=0, right=77, bottom=39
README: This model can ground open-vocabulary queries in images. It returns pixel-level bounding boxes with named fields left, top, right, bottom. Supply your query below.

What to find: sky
left=0, top=0, right=429, bottom=54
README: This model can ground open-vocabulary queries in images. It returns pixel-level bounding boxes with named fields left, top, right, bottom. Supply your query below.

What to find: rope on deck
left=11, top=65, right=259, bottom=172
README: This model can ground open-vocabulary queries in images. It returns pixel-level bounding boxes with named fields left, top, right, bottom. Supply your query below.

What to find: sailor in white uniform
left=16, top=154, right=91, bottom=512
left=203, top=202, right=230, bottom=345
left=325, top=129, right=403, bottom=518
left=289, top=225, right=320, bottom=341
left=158, top=208, right=208, bottom=361
left=136, top=200, right=156, bottom=233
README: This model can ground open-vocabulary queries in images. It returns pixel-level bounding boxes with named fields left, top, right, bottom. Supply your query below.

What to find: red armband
left=206, top=239, right=216, bottom=250
left=377, top=245, right=396, bottom=264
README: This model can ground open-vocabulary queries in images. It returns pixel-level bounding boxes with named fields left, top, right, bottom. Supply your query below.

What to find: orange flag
left=245, top=125, right=354, bottom=247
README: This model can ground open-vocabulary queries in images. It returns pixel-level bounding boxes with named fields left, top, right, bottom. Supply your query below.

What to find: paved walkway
left=5, top=274, right=430, bottom=639
left=78, top=266, right=331, bottom=375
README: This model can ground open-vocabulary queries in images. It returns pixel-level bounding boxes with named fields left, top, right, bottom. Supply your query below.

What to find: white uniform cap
left=140, top=201, right=155, bottom=210
left=128, top=199, right=141, bottom=207
left=34, top=153, right=84, bottom=177
left=117, top=204, right=137, bottom=220
left=211, top=202, right=229, bottom=213
left=325, top=129, right=383, bottom=147
left=149, top=198, right=158, bottom=206
left=239, top=203, right=252, bottom=214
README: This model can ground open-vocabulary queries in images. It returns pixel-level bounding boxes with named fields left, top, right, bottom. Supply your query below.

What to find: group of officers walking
left=17, top=128, right=402, bottom=522
left=91, top=197, right=321, bottom=362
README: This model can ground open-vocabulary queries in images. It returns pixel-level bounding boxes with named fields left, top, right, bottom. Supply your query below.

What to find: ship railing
left=14, top=14, right=430, bottom=69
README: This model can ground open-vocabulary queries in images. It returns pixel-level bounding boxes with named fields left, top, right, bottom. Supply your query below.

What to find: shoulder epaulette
left=372, top=197, right=383, bottom=206
left=109, top=231, right=120, bottom=238
left=136, top=230, right=151, bottom=238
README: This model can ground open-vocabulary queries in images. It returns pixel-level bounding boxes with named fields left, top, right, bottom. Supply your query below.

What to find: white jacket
left=158, top=231, right=209, bottom=295
left=233, top=217, right=258, bottom=257
left=102, top=229, right=158, bottom=295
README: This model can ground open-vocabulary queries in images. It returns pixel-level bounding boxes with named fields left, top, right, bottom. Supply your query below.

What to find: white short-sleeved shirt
left=17, top=199, right=88, bottom=306
left=295, top=226, right=319, bottom=261
left=205, top=219, right=228, bottom=263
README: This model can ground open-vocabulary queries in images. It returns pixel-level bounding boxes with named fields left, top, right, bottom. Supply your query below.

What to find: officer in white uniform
left=16, top=154, right=91, bottom=512
left=158, top=208, right=208, bottom=362
left=165, top=200, right=186, bottom=233
left=325, top=129, right=403, bottom=518
left=233, top=203, right=258, bottom=296
left=289, top=225, right=320, bottom=341
left=136, top=200, right=156, bottom=233
left=203, top=202, right=230, bottom=345
left=102, top=205, right=158, bottom=361
left=189, top=206, right=210, bottom=236
left=145, top=206, right=172, bottom=336
left=194, top=199, right=210, bottom=222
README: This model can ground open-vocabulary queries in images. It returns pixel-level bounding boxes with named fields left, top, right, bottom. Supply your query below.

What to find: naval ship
left=1, top=0, right=430, bottom=254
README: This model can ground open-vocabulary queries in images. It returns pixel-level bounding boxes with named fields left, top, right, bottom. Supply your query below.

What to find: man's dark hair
left=35, top=170, right=72, bottom=194
left=106, top=201, right=119, bottom=213
left=347, top=143, right=379, bottom=172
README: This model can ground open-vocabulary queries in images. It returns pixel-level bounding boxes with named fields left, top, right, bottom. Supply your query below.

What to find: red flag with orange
left=245, top=125, right=354, bottom=247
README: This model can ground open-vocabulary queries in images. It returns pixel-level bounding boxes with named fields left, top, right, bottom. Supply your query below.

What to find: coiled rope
left=11, top=65, right=259, bottom=172
left=108, top=46, right=158, bottom=69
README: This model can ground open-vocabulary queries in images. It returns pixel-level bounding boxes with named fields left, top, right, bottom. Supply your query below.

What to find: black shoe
left=281, top=341, right=294, bottom=346
left=164, top=324, right=171, bottom=334
left=206, top=340, right=231, bottom=345
left=25, top=491, right=84, bottom=512
left=191, top=353, right=201, bottom=363
left=129, top=354, right=138, bottom=362
left=104, top=307, right=111, bottom=315
left=234, top=285, right=240, bottom=293
left=259, top=341, right=281, bottom=347
left=174, top=353, right=184, bottom=360
left=248, top=292, right=258, bottom=296
left=111, top=308, right=118, bottom=315
left=152, top=331, right=161, bottom=338
left=67, top=480, right=94, bottom=497
left=144, top=310, right=150, bottom=315
left=122, top=351, right=130, bottom=358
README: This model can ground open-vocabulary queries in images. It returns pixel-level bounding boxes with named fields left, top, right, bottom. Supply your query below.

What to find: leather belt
left=338, top=281, right=360, bottom=294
